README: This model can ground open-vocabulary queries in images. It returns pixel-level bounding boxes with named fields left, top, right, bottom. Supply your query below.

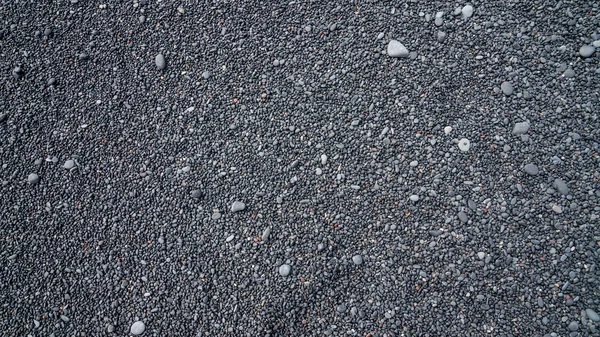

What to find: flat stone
left=231, top=201, right=246, bottom=212
left=28, top=173, right=40, bottom=184
left=261, top=227, right=271, bottom=241
left=279, top=264, right=291, bottom=276
left=387, top=40, right=409, bottom=58
left=458, top=138, right=471, bottom=152
left=462, top=5, right=474, bottom=18
left=130, top=321, right=145, bottom=335
left=512, top=121, right=530, bottom=135
left=155, top=53, right=166, bottom=70
left=501, top=81, right=514, bottom=95
left=191, top=189, right=202, bottom=198
left=586, top=308, right=600, bottom=322
left=352, top=255, right=363, bottom=265
left=567, top=321, right=578, bottom=332
left=553, top=179, right=569, bottom=195
left=409, top=195, right=419, bottom=202
left=552, top=205, right=563, bottom=214
left=579, top=45, right=595, bottom=58
left=523, top=164, right=539, bottom=175
left=458, top=211, right=468, bottom=223
left=64, top=160, right=75, bottom=169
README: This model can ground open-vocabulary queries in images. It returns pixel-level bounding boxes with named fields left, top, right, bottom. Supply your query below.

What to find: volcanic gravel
left=1, top=1, right=600, bottom=337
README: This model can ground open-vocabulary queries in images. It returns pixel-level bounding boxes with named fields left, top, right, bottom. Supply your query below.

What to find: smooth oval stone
left=564, top=67, right=575, bottom=78
left=12, top=67, right=23, bottom=79
left=262, top=227, right=271, bottom=241
left=336, top=304, right=346, bottom=313
left=64, top=160, right=74, bottom=169
left=552, top=205, right=563, bottom=214
left=429, top=230, right=443, bottom=237
left=501, top=81, right=514, bottom=95
left=48, top=78, right=57, bottom=86
left=579, top=45, right=595, bottom=58
left=462, top=5, right=473, bottom=18
left=586, top=309, right=600, bottom=322
left=458, top=211, right=468, bottom=223
left=387, top=40, right=409, bottom=58
left=437, top=31, right=447, bottom=42
left=28, top=173, right=40, bottom=184
left=409, top=195, right=419, bottom=202
left=191, top=189, right=202, bottom=198
left=568, top=321, right=579, bottom=332
left=352, top=255, right=363, bottom=265
left=279, top=264, right=291, bottom=276
left=523, top=164, right=539, bottom=175
left=130, top=321, right=145, bottom=335
left=231, top=201, right=245, bottom=212
left=155, top=53, right=166, bottom=70
left=458, top=138, right=471, bottom=152
left=202, top=70, right=211, bottom=79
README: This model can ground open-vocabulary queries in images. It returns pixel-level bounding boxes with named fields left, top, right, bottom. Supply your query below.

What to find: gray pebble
left=226, top=234, right=234, bottom=242
left=107, top=324, right=115, bottom=332
left=130, top=321, right=145, bottom=335
left=262, top=227, right=271, bottom=241
left=462, top=5, right=474, bottom=18
left=552, top=205, right=563, bottom=214
left=512, top=121, right=530, bottom=134
left=155, top=53, right=166, bottom=70
left=409, top=160, right=418, bottom=167
left=523, top=164, right=539, bottom=175
left=279, top=264, right=291, bottom=277
left=501, top=82, right=513, bottom=95
left=579, top=45, right=595, bottom=58
left=564, top=67, right=575, bottom=78
left=586, top=309, right=600, bottom=322
left=429, top=230, right=443, bottom=237
left=435, top=17, right=443, bottom=26
left=336, top=304, right=346, bottom=313
left=12, top=66, right=24, bottom=80
left=211, top=212, right=221, bottom=220
left=320, top=154, right=327, bottom=165
left=387, top=40, right=409, bottom=58
left=60, top=315, right=69, bottom=322
left=191, top=189, right=202, bottom=198
left=409, top=195, right=419, bottom=202
left=553, top=179, right=569, bottom=195
left=27, top=173, right=40, bottom=184
left=64, top=160, right=74, bottom=169
left=352, top=255, right=363, bottom=265
left=437, top=31, right=446, bottom=42
left=477, top=252, right=485, bottom=260
left=231, top=201, right=246, bottom=212
left=202, top=71, right=211, bottom=79
left=458, top=211, right=468, bottom=223
left=567, top=321, right=578, bottom=332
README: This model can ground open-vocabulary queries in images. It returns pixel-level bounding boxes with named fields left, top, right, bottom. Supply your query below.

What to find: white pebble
left=458, top=138, right=471, bottom=152
left=444, top=126, right=452, bottom=134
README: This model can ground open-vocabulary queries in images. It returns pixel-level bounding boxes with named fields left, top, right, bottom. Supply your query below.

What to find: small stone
left=444, top=126, right=452, bottom=134
left=477, top=252, right=485, bottom=260
left=12, top=66, right=24, bottom=80
left=567, top=321, right=578, bottom=332
left=552, top=205, right=563, bottom=214
left=130, top=321, right=145, bottom=335
left=462, top=5, right=474, bottom=18
left=315, top=168, right=322, bottom=175
left=155, top=53, right=166, bottom=70
left=279, top=264, right=291, bottom=277
left=0, top=114, right=6, bottom=123
left=501, top=82, right=514, bottom=95
left=107, top=324, right=115, bottom=333
left=564, top=67, right=575, bottom=78
left=34, top=320, right=40, bottom=328
left=27, top=173, right=40, bottom=184
left=48, top=78, right=56, bottom=86
left=387, top=40, right=409, bottom=58
left=585, top=309, right=600, bottom=322
left=352, top=255, right=363, bottom=265
left=320, top=154, right=328, bottom=165
left=437, top=31, right=446, bottom=42
left=458, top=138, right=471, bottom=152
left=512, top=121, right=530, bottom=135
left=60, top=315, right=69, bottom=322
left=458, top=211, right=468, bottom=223
left=191, top=190, right=202, bottom=198
left=79, top=53, right=89, bottom=61
left=262, top=227, right=271, bottom=241
left=64, top=160, right=74, bottom=169
left=553, top=179, right=569, bottom=195
left=336, top=304, right=347, bottom=313
left=202, top=71, right=211, bottom=79
left=226, top=234, right=234, bottom=242
left=409, top=160, right=419, bottom=167
left=523, top=164, right=539, bottom=175
left=579, top=45, right=595, bottom=58
left=231, top=201, right=245, bottom=212
left=409, top=195, right=419, bottom=202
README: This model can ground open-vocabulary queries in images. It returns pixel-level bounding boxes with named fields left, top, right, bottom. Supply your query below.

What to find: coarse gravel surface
left=1, top=1, right=600, bottom=337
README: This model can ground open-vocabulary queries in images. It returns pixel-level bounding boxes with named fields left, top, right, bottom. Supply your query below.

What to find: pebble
left=231, top=201, right=245, bottom=212
left=552, top=205, right=563, bottom=214
left=48, top=78, right=56, bottom=86
left=352, top=255, right=363, bottom=265
left=564, top=67, right=575, bottom=78
left=409, top=160, right=419, bottom=167
left=315, top=168, right=322, bottom=175
left=579, top=45, right=595, bottom=58
left=437, top=31, right=446, bottom=43
left=64, top=160, right=74, bottom=169
left=107, top=324, right=115, bottom=332
left=458, top=211, right=468, bottom=223
left=0, top=114, right=6, bottom=123
left=512, top=121, right=530, bottom=135
left=501, top=82, right=514, bottom=95
left=60, top=315, right=69, bottom=322
left=462, top=5, right=474, bottom=18
left=320, top=154, right=328, bottom=165
left=435, top=17, right=443, bottom=26
left=336, top=304, right=346, bottom=313
left=279, top=264, right=291, bottom=277
left=191, top=190, right=202, bottom=198
left=567, top=321, right=578, bottom=332
left=376, top=32, right=384, bottom=40
left=477, top=252, right=485, bottom=260
left=523, top=164, right=539, bottom=175
left=553, top=179, right=569, bottom=195
left=12, top=66, right=24, bottom=80
left=262, top=227, right=271, bottom=241
left=458, top=138, right=471, bottom=152
left=202, top=71, right=211, bottom=79
left=27, top=173, right=40, bottom=184
left=409, top=195, right=419, bottom=202
left=429, top=230, right=443, bottom=237
left=226, top=234, right=234, bottom=242
left=387, top=40, right=409, bottom=58
left=444, top=126, right=452, bottom=134
left=130, top=321, right=145, bottom=335
left=586, top=309, right=600, bottom=322
left=155, top=53, right=166, bottom=70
